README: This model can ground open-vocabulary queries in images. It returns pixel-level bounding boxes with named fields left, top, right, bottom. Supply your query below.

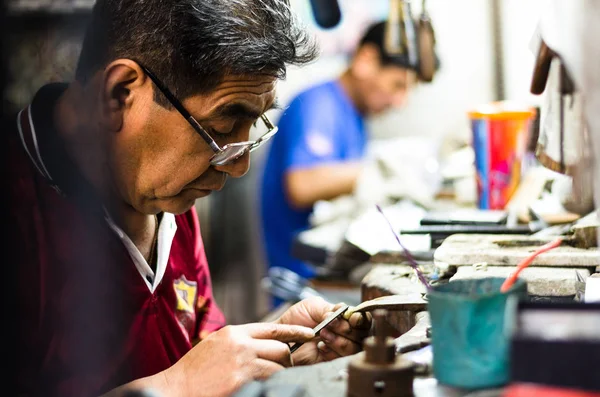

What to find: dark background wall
left=3, top=1, right=93, bottom=114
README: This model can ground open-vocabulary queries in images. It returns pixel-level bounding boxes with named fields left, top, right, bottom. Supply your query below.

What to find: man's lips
left=186, top=183, right=225, bottom=192
left=185, top=173, right=227, bottom=193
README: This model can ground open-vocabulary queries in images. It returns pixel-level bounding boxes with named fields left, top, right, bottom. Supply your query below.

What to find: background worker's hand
left=166, top=322, right=314, bottom=397
left=275, top=296, right=372, bottom=365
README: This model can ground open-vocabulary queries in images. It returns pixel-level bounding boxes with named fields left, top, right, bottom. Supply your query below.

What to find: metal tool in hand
left=288, top=304, right=349, bottom=353
left=343, top=295, right=427, bottom=320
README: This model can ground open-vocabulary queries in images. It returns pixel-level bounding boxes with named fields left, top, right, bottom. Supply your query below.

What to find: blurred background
left=2, top=0, right=547, bottom=324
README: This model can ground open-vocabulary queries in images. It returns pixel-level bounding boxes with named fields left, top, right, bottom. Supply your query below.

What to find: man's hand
left=275, top=296, right=372, bottom=365
left=164, top=323, right=314, bottom=397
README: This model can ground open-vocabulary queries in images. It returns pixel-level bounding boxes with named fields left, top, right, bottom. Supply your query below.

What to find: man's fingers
left=319, top=328, right=362, bottom=357
left=328, top=318, right=352, bottom=335
left=323, top=303, right=370, bottom=332
left=303, top=296, right=336, bottom=324
left=249, top=358, right=285, bottom=380
left=325, top=317, right=369, bottom=345
left=243, top=322, right=315, bottom=343
left=250, top=339, right=294, bottom=368
left=317, top=340, right=341, bottom=361
left=348, top=312, right=372, bottom=330
left=333, top=328, right=367, bottom=346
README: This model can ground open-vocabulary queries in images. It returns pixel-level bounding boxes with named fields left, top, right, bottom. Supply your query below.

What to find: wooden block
left=434, top=234, right=600, bottom=268
left=361, top=265, right=428, bottom=336
left=450, top=265, right=589, bottom=297
left=518, top=211, right=581, bottom=225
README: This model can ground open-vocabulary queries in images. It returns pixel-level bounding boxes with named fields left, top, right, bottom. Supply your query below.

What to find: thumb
left=309, top=299, right=342, bottom=324
left=299, top=296, right=337, bottom=323
left=242, top=323, right=315, bottom=343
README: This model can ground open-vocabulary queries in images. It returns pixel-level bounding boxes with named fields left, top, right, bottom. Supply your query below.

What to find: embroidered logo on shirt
left=173, top=275, right=198, bottom=339
left=306, top=130, right=334, bottom=157
left=174, top=276, right=197, bottom=312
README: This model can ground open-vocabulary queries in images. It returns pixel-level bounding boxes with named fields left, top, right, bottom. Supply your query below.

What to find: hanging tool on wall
left=385, top=0, right=439, bottom=82
left=385, top=0, right=418, bottom=67
left=416, top=0, right=437, bottom=82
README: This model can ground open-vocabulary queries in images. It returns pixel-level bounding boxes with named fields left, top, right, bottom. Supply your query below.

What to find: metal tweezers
left=288, top=304, right=349, bottom=353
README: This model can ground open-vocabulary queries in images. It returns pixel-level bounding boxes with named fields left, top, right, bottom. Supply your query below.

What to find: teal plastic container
left=428, top=277, right=528, bottom=389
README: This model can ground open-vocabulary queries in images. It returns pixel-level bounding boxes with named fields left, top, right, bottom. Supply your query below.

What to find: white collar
left=104, top=209, right=177, bottom=293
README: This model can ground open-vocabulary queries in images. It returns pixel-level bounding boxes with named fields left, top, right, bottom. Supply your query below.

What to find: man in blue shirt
left=261, top=21, right=417, bottom=279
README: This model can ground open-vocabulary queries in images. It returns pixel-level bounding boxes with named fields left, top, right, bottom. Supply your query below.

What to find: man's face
left=361, top=65, right=415, bottom=115
left=109, top=73, right=277, bottom=215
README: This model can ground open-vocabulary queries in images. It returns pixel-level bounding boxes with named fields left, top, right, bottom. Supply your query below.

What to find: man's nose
left=213, top=152, right=251, bottom=178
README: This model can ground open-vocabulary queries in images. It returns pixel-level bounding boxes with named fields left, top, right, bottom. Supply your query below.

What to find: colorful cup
left=469, top=103, right=536, bottom=209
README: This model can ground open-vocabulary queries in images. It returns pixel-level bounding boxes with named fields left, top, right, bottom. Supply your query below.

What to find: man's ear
left=101, top=59, right=147, bottom=132
left=350, top=43, right=381, bottom=79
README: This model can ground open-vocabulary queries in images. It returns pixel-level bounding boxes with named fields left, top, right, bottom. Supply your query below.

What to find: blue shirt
left=260, top=80, right=367, bottom=278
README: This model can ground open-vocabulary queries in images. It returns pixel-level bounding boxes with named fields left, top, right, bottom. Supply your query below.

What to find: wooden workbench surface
left=264, top=311, right=503, bottom=397
left=434, top=234, right=600, bottom=267
left=360, top=264, right=429, bottom=336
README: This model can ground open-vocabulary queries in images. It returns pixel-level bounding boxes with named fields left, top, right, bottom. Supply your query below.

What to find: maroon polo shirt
left=6, top=83, right=225, bottom=397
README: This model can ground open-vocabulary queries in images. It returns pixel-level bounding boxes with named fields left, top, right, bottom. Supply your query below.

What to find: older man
left=4, top=1, right=370, bottom=396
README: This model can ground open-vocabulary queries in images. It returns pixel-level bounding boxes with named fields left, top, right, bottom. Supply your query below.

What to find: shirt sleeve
left=280, top=90, right=343, bottom=171
left=185, top=207, right=226, bottom=340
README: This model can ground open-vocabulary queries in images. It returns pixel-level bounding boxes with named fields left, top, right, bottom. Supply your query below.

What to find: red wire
left=500, top=238, right=563, bottom=293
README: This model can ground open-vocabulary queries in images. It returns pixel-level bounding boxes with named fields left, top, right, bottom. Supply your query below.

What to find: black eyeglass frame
left=139, top=63, right=278, bottom=166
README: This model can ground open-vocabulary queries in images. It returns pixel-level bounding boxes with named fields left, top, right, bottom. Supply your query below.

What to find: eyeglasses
left=139, top=64, right=278, bottom=166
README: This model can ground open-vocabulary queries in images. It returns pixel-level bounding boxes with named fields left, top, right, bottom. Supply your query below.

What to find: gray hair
left=75, top=0, right=319, bottom=103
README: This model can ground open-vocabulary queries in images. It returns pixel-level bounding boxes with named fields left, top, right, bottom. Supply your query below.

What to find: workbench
left=262, top=252, right=592, bottom=396
left=260, top=262, right=460, bottom=396
left=270, top=200, right=599, bottom=396
left=263, top=311, right=503, bottom=397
